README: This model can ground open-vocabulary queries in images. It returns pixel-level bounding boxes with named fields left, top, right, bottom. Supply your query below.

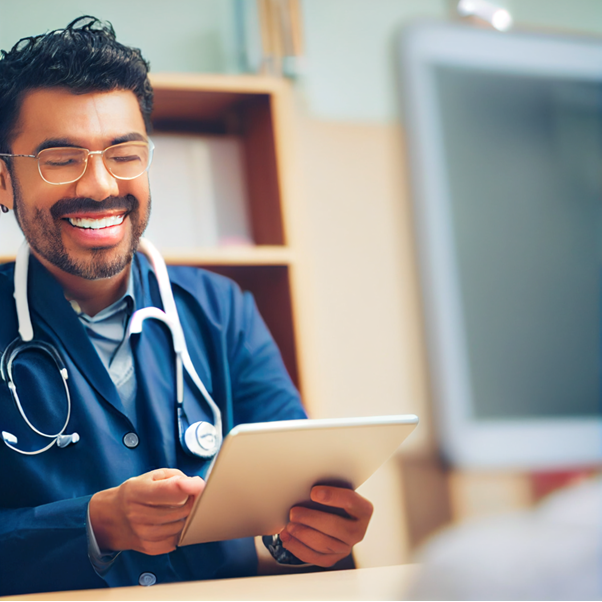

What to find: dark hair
left=0, top=15, right=153, bottom=153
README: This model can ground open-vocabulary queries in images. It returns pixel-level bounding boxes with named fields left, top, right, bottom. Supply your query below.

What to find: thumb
left=175, top=475, right=205, bottom=497
left=150, top=468, right=186, bottom=482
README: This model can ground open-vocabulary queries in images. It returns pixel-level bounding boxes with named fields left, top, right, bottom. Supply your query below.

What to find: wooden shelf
left=148, top=74, right=303, bottom=392
left=162, top=245, right=295, bottom=267
left=150, top=73, right=289, bottom=95
left=0, top=246, right=296, bottom=269
left=150, top=73, right=286, bottom=247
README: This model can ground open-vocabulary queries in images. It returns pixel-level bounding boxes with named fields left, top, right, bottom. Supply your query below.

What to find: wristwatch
left=262, top=534, right=308, bottom=565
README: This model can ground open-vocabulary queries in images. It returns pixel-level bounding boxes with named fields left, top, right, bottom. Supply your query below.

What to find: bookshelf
left=149, top=73, right=305, bottom=394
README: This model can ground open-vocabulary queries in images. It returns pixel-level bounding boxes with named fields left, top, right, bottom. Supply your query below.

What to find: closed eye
left=43, top=158, right=80, bottom=167
left=109, top=154, right=142, bottom=163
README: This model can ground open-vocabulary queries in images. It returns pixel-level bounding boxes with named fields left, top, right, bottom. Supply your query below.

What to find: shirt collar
left=69, top=264, right=136, bottom=322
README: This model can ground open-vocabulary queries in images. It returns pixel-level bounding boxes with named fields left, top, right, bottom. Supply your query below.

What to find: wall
left=290, top=0, right=602, bottom=450
left=0, top=0, right=240, bottom=73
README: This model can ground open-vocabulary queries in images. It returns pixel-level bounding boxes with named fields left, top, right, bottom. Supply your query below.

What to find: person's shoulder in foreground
left=407, top=476, right=602, bottom=601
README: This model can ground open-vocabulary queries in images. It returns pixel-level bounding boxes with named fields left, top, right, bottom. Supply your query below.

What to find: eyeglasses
left=0, top=140, right=154, bottom=185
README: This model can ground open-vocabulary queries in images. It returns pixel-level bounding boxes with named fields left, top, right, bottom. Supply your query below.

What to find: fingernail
left=280, top=530, right=291, bottom=542
left=312, top=487, right=326, bottom=502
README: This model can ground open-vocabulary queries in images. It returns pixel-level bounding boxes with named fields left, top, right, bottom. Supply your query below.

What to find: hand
left=279, top=486, right=373, bottom=567
left=89, top=468, right=204, bottom=555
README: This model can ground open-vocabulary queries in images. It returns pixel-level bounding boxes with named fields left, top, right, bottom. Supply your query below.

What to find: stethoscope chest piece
left=183, top=420, right=219, bottom=459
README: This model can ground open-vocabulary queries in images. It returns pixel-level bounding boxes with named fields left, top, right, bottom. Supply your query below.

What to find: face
left=1, top=88, right=151, bottom=280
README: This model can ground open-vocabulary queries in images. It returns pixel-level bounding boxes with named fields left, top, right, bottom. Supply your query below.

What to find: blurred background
left=1, top=0, right=601, bottom=574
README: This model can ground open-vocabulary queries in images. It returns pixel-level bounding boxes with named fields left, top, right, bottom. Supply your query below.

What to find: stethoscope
left=1, top=238, right=222, bottom=460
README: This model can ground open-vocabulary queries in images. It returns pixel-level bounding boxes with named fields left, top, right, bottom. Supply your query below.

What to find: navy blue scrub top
left=0, top=252, right=306, bottom=596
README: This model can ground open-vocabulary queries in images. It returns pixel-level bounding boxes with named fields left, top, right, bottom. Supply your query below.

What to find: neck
left=30, top=250, right=131, bottom=317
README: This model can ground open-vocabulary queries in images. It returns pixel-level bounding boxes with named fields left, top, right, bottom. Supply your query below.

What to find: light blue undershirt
left=70, top=275, right=137, bottom=422
left=69, top=271, right=137, bottom=575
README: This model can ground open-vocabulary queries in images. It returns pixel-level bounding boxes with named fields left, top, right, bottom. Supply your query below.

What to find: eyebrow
left=34, top=132, right=147, bottom=155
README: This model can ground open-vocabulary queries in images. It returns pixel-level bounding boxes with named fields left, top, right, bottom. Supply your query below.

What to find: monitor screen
left=436, top=66, right=602, bottom=420
left=400, top=21, right=602, bottom=468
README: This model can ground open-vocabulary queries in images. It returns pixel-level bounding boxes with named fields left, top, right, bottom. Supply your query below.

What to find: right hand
left=89, top=468, right=204, bottom=555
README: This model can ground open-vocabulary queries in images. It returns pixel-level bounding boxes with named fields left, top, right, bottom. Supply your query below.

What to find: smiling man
left=0, top=17, right=372, bottom=596
left=13, top=91, right=149, bottom=271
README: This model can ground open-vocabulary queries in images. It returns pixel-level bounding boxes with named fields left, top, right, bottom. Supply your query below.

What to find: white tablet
left=178, top=414, right=418, bottom=546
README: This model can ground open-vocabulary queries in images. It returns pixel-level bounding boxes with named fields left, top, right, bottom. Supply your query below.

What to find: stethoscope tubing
left=133, top=239, right=223, bottom=444
left=8, top=371, right=71, bottom=439
left=2, top=238, right=222, bottom=459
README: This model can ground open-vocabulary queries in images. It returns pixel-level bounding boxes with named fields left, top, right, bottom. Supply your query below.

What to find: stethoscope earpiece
left=2, top=431, right=17, bottom=445
left=57, top=433, right=80, bottom=448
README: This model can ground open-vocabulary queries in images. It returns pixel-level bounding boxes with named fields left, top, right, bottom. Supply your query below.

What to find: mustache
left=50, top=195, right=138, bottom=220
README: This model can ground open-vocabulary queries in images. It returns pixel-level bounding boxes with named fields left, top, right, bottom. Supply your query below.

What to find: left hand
left=279, top=486, right=373, bottom=567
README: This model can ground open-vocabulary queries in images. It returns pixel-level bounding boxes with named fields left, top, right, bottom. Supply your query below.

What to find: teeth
left=68, top=214, right=125, bottom=229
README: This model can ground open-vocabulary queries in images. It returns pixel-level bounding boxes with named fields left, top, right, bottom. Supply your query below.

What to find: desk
left=3, top=565, right=419, bottom=601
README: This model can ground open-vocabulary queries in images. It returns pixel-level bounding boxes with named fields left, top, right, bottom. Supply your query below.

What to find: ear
left=0, top=159, right=14, bottom=210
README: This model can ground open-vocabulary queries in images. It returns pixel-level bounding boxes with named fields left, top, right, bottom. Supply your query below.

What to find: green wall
left=0, top=0, right=239, bottom=73
left=507, top=0, right=602, bottom=35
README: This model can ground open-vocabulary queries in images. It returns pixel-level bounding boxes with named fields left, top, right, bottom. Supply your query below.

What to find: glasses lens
left=104, top=142, right=151, bottom=180
left=38, top=148, right=87, bottom=184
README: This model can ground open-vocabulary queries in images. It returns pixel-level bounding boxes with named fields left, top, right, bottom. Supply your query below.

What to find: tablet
left=178, top=414, right=418, bottom=546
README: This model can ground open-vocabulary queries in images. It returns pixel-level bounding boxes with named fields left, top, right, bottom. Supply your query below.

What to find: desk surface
left=4, top=565, right=419, bottom=601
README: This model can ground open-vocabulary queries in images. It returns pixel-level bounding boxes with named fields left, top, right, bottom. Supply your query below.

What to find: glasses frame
left=0, top=139, right=154, bottom=186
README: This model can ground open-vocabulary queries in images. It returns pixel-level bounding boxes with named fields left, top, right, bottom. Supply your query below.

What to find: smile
left=67, top=214, right=126, bottom=230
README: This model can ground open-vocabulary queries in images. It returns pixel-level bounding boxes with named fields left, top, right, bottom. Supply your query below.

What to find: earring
left=0, top=205, right=8, bottom=213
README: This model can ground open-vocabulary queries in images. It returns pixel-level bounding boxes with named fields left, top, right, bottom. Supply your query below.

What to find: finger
left=127, top=495, right=196, bottom=526
left=174, top=475, right=205, bottom=497
left=283, top=522, right=349, bottom=556
left=135, top=532, right=181, bottom=556
left=279, top=530, right=346, bottom=568
left=134, top=516, right=189, bottom=543
left=129, top=475, right=194, bottom=507
left=147, top=475, right=204, bottom=504
left=288, top=506, right=361, bottom=546
left=150, top=468, right=187, bottom=481
left=311, top=486, right=374, bottom=521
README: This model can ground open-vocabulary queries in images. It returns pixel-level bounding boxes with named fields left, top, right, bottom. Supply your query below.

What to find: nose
left=74, top=153, right=119, bottom=201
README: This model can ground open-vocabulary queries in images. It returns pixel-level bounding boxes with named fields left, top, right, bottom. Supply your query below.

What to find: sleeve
left=227, top=288, right=307, bottom=426
left=86, top=503, right=121, bottom=576
left=0, top=496, right=107, bottom=596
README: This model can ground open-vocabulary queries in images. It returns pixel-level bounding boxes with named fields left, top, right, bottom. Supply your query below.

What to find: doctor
left=0, top=16, right=373, bottom=596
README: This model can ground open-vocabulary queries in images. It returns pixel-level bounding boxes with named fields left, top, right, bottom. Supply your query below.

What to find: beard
left=12, top=179, right=151, bottom=280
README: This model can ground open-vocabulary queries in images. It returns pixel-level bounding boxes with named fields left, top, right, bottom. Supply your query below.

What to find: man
left=0, top=17, right=372, bottom=595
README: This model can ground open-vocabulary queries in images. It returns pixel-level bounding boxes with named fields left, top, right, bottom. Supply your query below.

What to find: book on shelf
left=147, top=133, right=253, bottom=252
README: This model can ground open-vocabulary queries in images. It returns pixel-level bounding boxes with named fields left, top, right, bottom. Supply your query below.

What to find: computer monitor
left=399, top=20, right=602, bottom=469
